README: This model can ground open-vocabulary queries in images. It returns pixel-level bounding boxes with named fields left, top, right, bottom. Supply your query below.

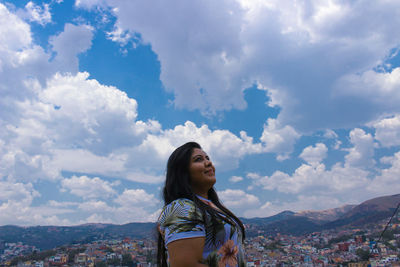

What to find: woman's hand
left=167, top=237, right=209, bottom=267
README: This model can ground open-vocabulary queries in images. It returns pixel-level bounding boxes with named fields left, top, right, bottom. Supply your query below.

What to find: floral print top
left=157, top=196, right=246, bottom=267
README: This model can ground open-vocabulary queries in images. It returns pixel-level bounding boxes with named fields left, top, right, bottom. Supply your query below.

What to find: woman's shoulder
left=158, top=198, right=201, bottom=226
left=170, top=198, right=196, bottom=205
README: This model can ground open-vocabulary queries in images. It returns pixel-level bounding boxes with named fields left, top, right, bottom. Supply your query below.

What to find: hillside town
left=1, top=216, right=400, bottom=267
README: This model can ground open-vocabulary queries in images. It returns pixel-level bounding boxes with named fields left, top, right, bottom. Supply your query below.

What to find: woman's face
left=189, top=148, right=216, bottom=196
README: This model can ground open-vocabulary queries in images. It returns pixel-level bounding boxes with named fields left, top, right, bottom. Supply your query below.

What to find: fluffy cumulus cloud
left=49, top=23, right=94, bottom=72
left=229, top=176, right=243, bottom=183
left=134, top=121, right=263, bottom=171
left=0, top=181, right=73, bottom=226
left=299, top=143, right=328, bottom=166
left=218, top=189, right=259, bottom=215
left=245, top=194, right=346, bottom=218
left=78, top=0, right=248, bottom=114
left=114, top=189, right=157, bottom=206
left=373, top=115, right=400, bottom=147
left=245, top=122, right=400, bottom=216
left=344, top=128, right=375, bottom=168
left=61, top=175, right=117, bottom=199
left=3, top=1, right=400, bottom=225
left=76, top=189, right=159, bottom=223
left=248, top=162, right=369, bottom=195
left=367, top=151, right=400, bottom=195
left=17, top=1, right=52, bottom=25
left=76, top=0, right=400, bottom=132
left=0, top=3, right=163, bottom=224
left=1, top=70, right=162, bottom=183
left=0, top=3, right=271, bottom=224
left=260, top=118, right=300, bottom=160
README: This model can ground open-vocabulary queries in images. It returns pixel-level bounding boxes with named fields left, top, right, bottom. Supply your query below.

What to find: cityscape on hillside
left=1, top=215, right=400, bottom=267
left=1, top=194, right=400, bottom=267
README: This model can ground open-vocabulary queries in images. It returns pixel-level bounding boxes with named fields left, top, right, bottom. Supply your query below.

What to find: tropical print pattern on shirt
left=158, top=198, right=246, bottom=267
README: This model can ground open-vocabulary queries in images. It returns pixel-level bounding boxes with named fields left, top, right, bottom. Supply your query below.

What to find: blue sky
left=1, top=0, right=400, bottom=226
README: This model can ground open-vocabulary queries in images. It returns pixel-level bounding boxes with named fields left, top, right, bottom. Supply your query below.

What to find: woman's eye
left=194, top=157, right=202, bottom=162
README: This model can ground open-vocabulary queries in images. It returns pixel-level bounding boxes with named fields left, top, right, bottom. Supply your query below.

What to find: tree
left=356, top=248, right=371, bottom=261
left=121, top=253, right=134, bottom=267
left=95, top=261, right=108, bottom=267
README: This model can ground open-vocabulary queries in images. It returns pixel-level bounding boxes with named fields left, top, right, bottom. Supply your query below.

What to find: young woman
left=157, top=142, right=246, bottom=267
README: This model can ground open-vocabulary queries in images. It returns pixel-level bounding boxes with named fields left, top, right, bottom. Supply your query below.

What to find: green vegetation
left=356, top=248, right=371, bottom=261
left=328, top=234, right=352, bottom=245
left=95, top=261, right=108, bottom=267
left=263, top=241, right=284, bottom=252
left=122, top=253, right=135, bottom=266
left=9, top=249, right=56, bottom=265
left=67, top=247, right=86, bottom=263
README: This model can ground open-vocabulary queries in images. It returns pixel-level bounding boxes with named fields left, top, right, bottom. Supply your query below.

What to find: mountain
left=0, top=223, right=155, bottom=250
left=243, top=193, right=400, bottom=236
left=324, top=193, right=400, bottom=229
left=295, top=205, right=355, bottom=222
left=255, top=216, right=323, bottom=236
left=241, top=210, right=295, bottom=226
left=1, top=193, right=399, bottom=250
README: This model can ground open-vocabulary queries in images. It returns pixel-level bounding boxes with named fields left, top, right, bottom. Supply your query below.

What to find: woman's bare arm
left=167, top=237, right=209, bottom=267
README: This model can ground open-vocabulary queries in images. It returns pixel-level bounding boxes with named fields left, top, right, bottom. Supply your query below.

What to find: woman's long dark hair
left=157, top=142, right=246, bottom=267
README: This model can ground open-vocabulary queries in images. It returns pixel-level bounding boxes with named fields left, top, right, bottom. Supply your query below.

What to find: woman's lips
left=204, top=169, right=214, bottom=175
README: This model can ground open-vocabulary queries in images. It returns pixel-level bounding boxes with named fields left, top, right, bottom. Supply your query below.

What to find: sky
left=1, top=0, right=400, bottom=226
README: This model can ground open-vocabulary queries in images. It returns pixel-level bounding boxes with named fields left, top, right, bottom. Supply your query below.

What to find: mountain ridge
left=1, top=193, right=399, bottom=250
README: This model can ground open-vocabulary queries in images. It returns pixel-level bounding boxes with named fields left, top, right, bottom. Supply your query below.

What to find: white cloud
left=75, top=0, right=400, bottom=132
left=229, top=176, right=243, bottom=183
left=49, top=23, right=94, bottom=72
left=0, top=4, right=32, bottom=50
left=106, top=25, right=133, bottom=47
left=3, top=1, right=400, bottom=225
left=52, top=149, right=126, bottom=175
left=249, top=128, right=376, bottom=195
left=218, top=189, right=259, bottom=216
left=0, top=181, right=39, bottom=203
left=260, top=118, right=300, bottom=160
left=344, top=128, right=375, bottom=168
left=299, top=143, right=328, bottom=166
left=22, top=1, right=52, bottom=25
left=245, top=126, right=400, bottom=217
left=114, top=189, right=157, bottom=206
left=48, top=200, right=79, bottom=208
left=75, top=189, right=160, bottom=223
left=75, top=0, right=108, bottom=9
left=61, top=175, right=117, bottom=199
left=79, top=0, right=248, bottom=115
left=136, top=121, right=263, bottom=171
left=1, top=69, right=163, bottom=183
left=219, top=189, right=259, bottom=207
left=245, top=194, right=345, bottom=218
left=373, top=115, right=400, bottom=147
left=334, top=68, right=400, bottom=115
left=0, top=181, right=74, bottom=226
left=249, top=162, right=369, bottom=195
left=78, top=200, right=114, bottom=212
left=323, top=129, right=338, bottom=139
left=367, top=151, right=400, bottom=195
left=39, top=72, right=147, bottom=152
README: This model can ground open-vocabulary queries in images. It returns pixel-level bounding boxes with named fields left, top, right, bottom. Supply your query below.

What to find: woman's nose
left=205, top=159, right=212, bottom=166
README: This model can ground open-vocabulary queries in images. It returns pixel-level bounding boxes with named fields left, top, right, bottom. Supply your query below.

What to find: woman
left=157, top=142, right=246, bottom=267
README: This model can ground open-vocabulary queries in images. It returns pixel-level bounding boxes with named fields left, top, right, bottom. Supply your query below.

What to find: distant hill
left=0, top=223, right=156, bottom=250
left=1, top=193, right=399, bottom=250
left=324, top=193, right=400, bottom=229
left=295, top=205, right=355, bottom=222
left=242, top=193, right=400, bottom=236
left=241, top=210, right=295, bottom=226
